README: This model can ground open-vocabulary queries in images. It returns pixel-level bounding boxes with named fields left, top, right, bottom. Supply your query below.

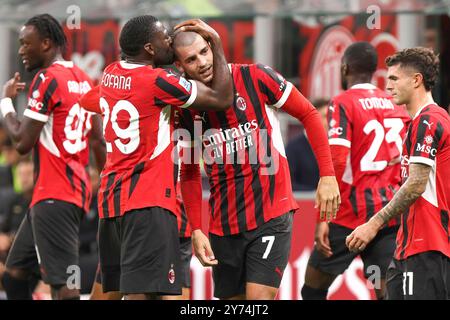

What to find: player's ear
left=341, top=63, right=349, bottom=77
left=413, top=72, right=423, bottom=89
left=144, top=43, right=155, bottom=56
left=41, top=38, right=51, bottom=52
left=174, top=60, right=184, bottom=74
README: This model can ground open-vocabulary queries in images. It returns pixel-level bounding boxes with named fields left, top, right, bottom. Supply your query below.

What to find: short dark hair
left=25, top=14, right=67, bottom=50
left=385, top=47, right=440, bottom=91
left=119, top=15, right=159, bottom=57
left=343, top=41, right=378, bottom=75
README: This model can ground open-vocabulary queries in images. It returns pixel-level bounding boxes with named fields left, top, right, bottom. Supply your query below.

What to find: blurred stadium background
left=0, top=0, right=449, bottom=300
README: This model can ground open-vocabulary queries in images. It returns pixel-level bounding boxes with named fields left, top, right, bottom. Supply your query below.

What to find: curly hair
left=119, top=15, right=159, bottom=57
left=385, top=47, right=440, bottom=91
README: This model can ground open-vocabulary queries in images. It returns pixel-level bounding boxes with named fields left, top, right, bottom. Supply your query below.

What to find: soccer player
left=347, top=47, right=450, bottom=300
left=172, top=30, right=340, bottom=300
left=0, top=14, right=104, bottom=300
left=301, top=42, right=410, bottom=300
left=94, top=17, right=232, bottom=300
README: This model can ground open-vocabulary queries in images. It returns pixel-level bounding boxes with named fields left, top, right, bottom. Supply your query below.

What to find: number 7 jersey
left=327, top=83, right=410, bottom=229
left=98, top=61, right=197, bottom=219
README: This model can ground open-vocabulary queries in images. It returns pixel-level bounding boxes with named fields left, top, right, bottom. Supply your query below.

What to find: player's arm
left=280, top=87, right=340, bottom=220
left=1, top=72, right=44, bottom=155
left=180, top=161, right=217, bottom=267
left=88, top=114, right=106, bottom=171
left=346, top=163, right=430, bottom=252
left=79, top=85, right=101, bottom=113
left=79, top=86, right=106, bottom=171
left=174, top=19, right=233, bottom=111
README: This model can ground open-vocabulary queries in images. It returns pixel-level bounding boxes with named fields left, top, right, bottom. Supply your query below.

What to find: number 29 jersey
left=98, top=61, right=197, bottom=219
left=328, top=83, right=410, bottom=229
left=24, top=61, right=93, bottom=212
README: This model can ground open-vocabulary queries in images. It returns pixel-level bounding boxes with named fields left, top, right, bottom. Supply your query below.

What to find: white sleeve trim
left=272, top=82, right=293, bottom=109
left=328, top=138, right=351, bottom=148
left=24, top=109, right=48, bottom=122
left=409, top=156, right=434, bottom=167
left=180, top=80, right=198, bottom=109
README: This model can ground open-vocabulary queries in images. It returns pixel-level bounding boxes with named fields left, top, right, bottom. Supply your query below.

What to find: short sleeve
left=254, top=64, right=292, bottom=108
left=409, top=114, right=444, bottom=166
left=23, top=70, right=60, bottom=122
left=153, top=69, right=197, bottom=109
left=79, top=85, right=101, bottom=114
left=327, top=99, right=352, bottom=148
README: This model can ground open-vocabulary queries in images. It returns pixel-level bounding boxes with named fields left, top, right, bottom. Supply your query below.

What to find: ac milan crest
left=168, top=264, right=175, bottom=284
left=236, top=96, right=247, bottom=111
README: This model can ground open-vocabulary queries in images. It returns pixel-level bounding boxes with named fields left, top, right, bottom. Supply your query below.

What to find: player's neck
left=43, top=52, right=64, bottom=69
left=346, top=76, right=372, bottom=89
left=406, top=90, right=435, bottom=118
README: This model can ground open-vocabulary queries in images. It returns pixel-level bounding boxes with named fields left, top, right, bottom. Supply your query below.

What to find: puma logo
left=423, top=120, right=433, bottom=130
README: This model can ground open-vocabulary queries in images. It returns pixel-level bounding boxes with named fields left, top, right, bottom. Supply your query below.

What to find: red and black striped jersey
left=395, top=103, right=450, bottom=260
left=24, top=61, right=94, bottom=212
left=327, top=83, right=410, bottom=229
left=98, top=61, right=197, bottom=219
left=179, top=63, right=298, bottom=236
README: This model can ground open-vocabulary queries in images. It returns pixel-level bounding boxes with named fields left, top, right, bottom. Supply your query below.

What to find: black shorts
left=179, top=237, right=192, bottom=289
left=210, top=212, right=293, bottom=299
left=98, top=207, right=181, bottom=295
left=308, top=223, right=397, bottom=279
left=6, top=199, right=82, bottom=286
left=95, top=237, right=192, bottom=289
left=386, top=251, right=450, bottom=300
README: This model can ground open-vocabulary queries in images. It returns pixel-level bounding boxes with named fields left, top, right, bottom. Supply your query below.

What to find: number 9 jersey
left=98, top=61, right=197, bottom=219
left=24, top=61, right=94, bottom=212
left=327, top=83, right=410, bottom=229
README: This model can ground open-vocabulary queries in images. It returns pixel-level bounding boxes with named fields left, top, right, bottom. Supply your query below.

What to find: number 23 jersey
left=328, top=83, right=410, bottom=229
left=24, top=61, right=93, bottom=212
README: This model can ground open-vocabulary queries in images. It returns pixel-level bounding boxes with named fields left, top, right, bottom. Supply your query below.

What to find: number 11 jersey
left=327, top=83, right=410, bottom=229
left=98, top=61, right=197, bottom=219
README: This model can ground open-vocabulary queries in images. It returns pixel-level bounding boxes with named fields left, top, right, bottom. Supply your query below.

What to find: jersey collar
left=413, top=100, right=436, bottom=120
left=350, top=83, right=377, bottom=90
left=119, top=60, right=149, bottom=69
left=53, top=60, right=74, bottom=68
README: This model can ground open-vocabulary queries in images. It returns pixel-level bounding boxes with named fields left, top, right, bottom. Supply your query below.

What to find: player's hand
left=315, top=176, right=341, bottom=221
left=345, top=221, right=379, bottom=253
left=174, top=19, right=219, bottom=42
left=0, top=234, right=12, bottom=253
left=2, top=72, right=26, bottom=99
left=314, top=222, right=333, bottom=258
left=191, top=229, right=218, bottom=267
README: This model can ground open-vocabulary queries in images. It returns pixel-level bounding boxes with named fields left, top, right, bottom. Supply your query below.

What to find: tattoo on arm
left=375, top=163, right=431, bottom=225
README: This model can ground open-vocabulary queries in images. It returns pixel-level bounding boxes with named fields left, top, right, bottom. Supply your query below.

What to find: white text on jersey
left=359, top=97, right=394, bottom=111
left=101, top=73, right=131, bottom=90
left=67, top=80, right=91, bottom=94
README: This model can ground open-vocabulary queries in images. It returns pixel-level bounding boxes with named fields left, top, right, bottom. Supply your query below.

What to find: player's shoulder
left=331, top=90, right=353, bottom=107
left=415, top=103, right=450, bottom=127
left=416, top=103, right=448, bottom=119
left=233, top=63, right=271, bottom=73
